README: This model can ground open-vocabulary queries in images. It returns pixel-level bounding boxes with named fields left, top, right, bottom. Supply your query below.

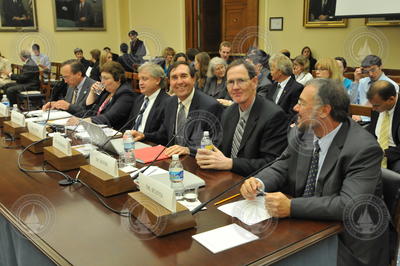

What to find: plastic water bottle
left=169, top=154, right=184, bottom=201
left=122, top=130, right=136, bottom=167
left=12, top=104, right=20, bottom=113
left=200, top=131, right=213, bottom=150
left=1, top=95, right=10, bottom=108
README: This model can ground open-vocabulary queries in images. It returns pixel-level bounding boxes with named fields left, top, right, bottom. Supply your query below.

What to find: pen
left=214, top=193, right=241, bottom=206
left=257, top=188, right=266, bottom=196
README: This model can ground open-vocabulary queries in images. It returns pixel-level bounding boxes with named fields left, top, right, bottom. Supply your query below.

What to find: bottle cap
left=204, top=131, right=209, bottom=136
left=172, top=154, right=179, bottom=160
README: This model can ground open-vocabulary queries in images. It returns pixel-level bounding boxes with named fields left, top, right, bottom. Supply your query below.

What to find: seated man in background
left=1, top=50, right=39, bottom=106
left=42, top=59, right=95, bottom=116
left=367, top=80, right=400, bottom=173
left=31, top=44, right=51, bottom=75
left=118, top=43, right=135, bottom=72
left=131, top=61, right=224, bottom=156
left=196, top=60, right=288, bottom=176
left=219, top=41, right=232, bottom=64
left=73, top=48, right=92, bottom=72
left=241, top=78, right=389, bottom=266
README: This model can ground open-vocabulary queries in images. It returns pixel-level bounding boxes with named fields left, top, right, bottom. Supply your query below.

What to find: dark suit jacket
left=145, top=89, right=224, bottom=155
left=10, top=58, right=39, bottom=86
left=130, top=39, right=146, bottom=64
left=221, top=96, right=288, bottom=176
left=3, top=0, right=32, bottom=27
left=368, top=96, right=400, bottom=164
left=89, top=83, right=138, bottom=130
left=265, top=76, right=303, bottom=120
left=256, top=118, right=389, bottom=266
left=122, top=89, right=170, bottom=132
left=64, top=77, right=95, bottom=116
left=118, top=54, right=135, bottom=72
left=74, top=1, right=93, bottom=27
left=310, top=0, right=336, bottom=19
left=203, top=77, right=230, bottom=100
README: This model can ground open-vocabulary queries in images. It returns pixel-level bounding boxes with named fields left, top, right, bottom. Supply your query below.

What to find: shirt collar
left=178, top=87, right=195, bottom=107
left=239, top=96, right=256, bottom=121
left=76, top=77, right=86, bottom=90
left=278, top=76, right=291, bottom=89
left=314, top=123, right=343, bottom=153
left=147, top=88, right=161, bottom=101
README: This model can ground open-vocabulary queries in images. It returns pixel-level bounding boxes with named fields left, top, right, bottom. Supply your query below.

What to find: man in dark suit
left=2, top=50, right=39, bottom=105
left=265, top=53, right=303, bottom=120
left=128, top=30, right=146, bottom=64
left=241, top=78, right=389, bottom=266
left=132, top=61, right=224, bottom=156
left=196, top=60, right=288, bottom=176
left=73, top=48, right=92, bottom=72
left=309, top=0, right=336, bottom=21
left=367, top=80, right=400, bottom=173
left=123, top=62, right=170, bottom=132
left=74, top=0, right=93, bottom=27
left=42, top=59, right=95, bottom=116
left=2, top=0, right=33, bottom=27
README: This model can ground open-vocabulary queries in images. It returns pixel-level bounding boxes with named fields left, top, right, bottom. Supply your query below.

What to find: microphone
left=190, top=152, right=291, bottom=215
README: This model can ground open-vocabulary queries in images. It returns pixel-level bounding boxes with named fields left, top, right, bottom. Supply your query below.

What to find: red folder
left=134, top=145, right=170, bottom=163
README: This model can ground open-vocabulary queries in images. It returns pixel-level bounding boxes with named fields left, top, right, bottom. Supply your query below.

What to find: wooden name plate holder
left=79, top=165, right=136, bottom=197
left=128, top=191, right=196, bottom=237
left=3, top=121, right=27, bottom=138
left=43, top=146, right=87, bottom=171
left=20, top=132, right=52, bottom=154
left=0, top=116, right=10, bottom=127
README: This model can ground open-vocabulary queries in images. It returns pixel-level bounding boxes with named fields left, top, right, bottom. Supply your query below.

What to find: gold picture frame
left=303, top=0, right=347, bottom=28
left=0, top=0, right=38, bottom=32
left=365, top=17, right=400, bottom=27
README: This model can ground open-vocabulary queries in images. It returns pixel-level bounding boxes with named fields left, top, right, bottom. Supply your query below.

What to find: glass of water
left=94, top=82, right=106, bottom=95
left=184, top=187, right=198, bottom=202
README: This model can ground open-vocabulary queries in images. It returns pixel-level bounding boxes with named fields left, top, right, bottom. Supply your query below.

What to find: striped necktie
left=303, top=140, right=321, bottom=197
left=133, top=97, right=149, bottom=130
left=378, top=111, right=390, bottom=168
left=175, top=102, right=186, bottom=145
left=231, top=117, right=246, bottom=158
left=71, top=87, right=78, bottom=104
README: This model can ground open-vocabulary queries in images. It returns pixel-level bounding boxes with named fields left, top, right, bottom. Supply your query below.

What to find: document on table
left=192, top=224, right=259, bottom=254
left=218, top=197, right=271, bottom=226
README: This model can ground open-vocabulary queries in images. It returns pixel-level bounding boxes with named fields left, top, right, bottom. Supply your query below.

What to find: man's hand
left=352, top=115, right=361, bottom=122
left=265, top=192, right=291, bottom=218
left=165, top=145, right=190, bottom=156
left=196, top=146, right=233, bottom=170
left=66, top=116, right=80, bottom=126
left=53, top=100, right=70, bottom=110
left=42, top=101, right=56, bottom=111
left=354, top=67, right=363, bottom=83
left=131, top=130, right=145, bottom=141
left=240, top=177, right=262, bottom=200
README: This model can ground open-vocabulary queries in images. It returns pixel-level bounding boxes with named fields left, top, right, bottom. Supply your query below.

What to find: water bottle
left=122, top=130, right=136, bottom=167
left=169, top=154, right=184, bottom=201
left=200, top=131, right=213, bottom=150
left=1, top=95, right=10, bottom=108
left=12, top=104, right=20, bottom=113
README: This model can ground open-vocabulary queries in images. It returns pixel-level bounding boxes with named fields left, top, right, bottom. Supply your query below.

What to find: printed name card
left=11, top=110, right=25, bottom=127
left=27, top=121, right=47, bottom=139
left=0, top=103, right=9, bottom=117
left=89, top=150, right=118, bottom=177
left=53, top=133, right=72, bottom=156
left=138, top=173, right=176, bottom=213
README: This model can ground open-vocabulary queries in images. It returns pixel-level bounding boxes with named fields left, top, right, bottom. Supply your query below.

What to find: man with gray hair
left=241, top=78, right=389, bottom=265
left=1, top=49, right=39, bottom=106
left=265, top=53, right=303, bottom=119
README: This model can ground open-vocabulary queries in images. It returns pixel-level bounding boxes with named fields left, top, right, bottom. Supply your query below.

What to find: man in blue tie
left=241, top=78, right=389, bottom=265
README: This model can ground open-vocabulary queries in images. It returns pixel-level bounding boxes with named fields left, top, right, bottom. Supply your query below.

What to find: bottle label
left=2, top=102, right=9, bottom=107
left=169, top=170, right=183, bottom=182
left=201, top=144, right=214, bottom=150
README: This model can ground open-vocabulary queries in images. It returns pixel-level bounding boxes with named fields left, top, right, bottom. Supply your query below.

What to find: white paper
left=179, top=199, right=206, bottom=212
left=192, top=224, right=259, bottom=254
left=25, top=110, right=72, bottom=121
left=48, top=118, right=70, bottom=126
left=218, top=197, right=271, bottom=226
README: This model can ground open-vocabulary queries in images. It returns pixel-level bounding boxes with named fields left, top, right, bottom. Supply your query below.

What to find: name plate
left=138, top=173, right=176, bottom=213
left=89, top=150, right=118, bottom=177
left=11, top=110, right=25, bottom=127
left=53, top=133, right=72, bottom=156
left=0, top=103, right=9, bottom=117
left=27, top=121, right=47, bottom=139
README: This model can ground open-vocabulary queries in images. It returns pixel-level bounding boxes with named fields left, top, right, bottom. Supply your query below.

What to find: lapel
left=266, top=83, right=278, bottom=100
left=169, top=96, right=178, bottom=137
left=277, top=77, right=292, bottom=105
left=294, top=129, right=314, bottom=196
left=144, top=91, right=163, bottom=132
left=77, top=78, right=89, bottom=103
left=237, top=97, right=260, bottom=154
left=391, top=96, right=400, bottom=145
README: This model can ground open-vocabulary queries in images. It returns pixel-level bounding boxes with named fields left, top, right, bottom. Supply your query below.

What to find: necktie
left=133, top=97, right=149, bottom=130
left=272, top=84, right=281, bottom=103
left=303, top=140, right=321, bottom=197
left=378, top=111, right=390, bottom=168
left=176, top=102, right=186, bottom=145
left=231, top=117, right=246, bottom=158
left=71, top=87, right=78, bottom=104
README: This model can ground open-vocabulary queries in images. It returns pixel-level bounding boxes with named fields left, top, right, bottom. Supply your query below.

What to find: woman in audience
left=203, top=57, right=230, bottom=100
left=173, top=52, right=188, bottom=63
left=301, top=46, right=317, bottom=72
left=335, top=56, right=353, bottom=93
left=0, top=52, right=12, bottom=88
left=315, top=58, right=343, bottom=85
left=160, top=47, right=175, bottom=75
left=292, top=55, right=313, bottom=85
left=194, top=52, right=210, bottom=91
left=89, top=49, right=101, bottom=81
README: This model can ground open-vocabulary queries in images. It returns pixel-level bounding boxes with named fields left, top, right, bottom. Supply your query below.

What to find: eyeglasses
left=362, top=67, right=378, bottom=74
left=296, top=99, right=308, bottom=107
left=227, top=78, right=250, bottom=88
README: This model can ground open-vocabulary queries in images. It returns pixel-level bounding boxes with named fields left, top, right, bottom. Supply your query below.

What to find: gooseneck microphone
left=191, top=153, right=291, bottom=215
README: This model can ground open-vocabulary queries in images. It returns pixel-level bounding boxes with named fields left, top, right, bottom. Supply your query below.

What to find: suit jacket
left=221, top=96, right=288, bottom=176
left=64, top=77, right=95, bottom=116
left=130, top=39, right=146, bottom=64
left=10, top=58, right=39, bottom=86
left=256, top=118, right=389, bottom=266
left=122, top=89, right=170, bottom=133
left=145, top=89, right=224, bottom=155
left=90, top=83, right=138, bottom=130
left=3, top=0, right=32, bottom=27
left=265, top=76, right=303, bottom=120
left=118, top=54, right=135, bottom=72
left=74, top=1, right=93, bottom=27
left=368, top=96, right=400, bottom=164
left=310, top=0, right=336, bottom=19
left=203, top=77, right=230, bottom=100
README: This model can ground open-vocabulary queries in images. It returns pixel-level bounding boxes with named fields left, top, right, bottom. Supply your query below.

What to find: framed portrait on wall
left=303, top=0, right=347, bottom=28
left=0, top=0, right=38, bottom=31
left=52, top=0, right=105, bottom=31
left=365, top=17, right=400, bottom=27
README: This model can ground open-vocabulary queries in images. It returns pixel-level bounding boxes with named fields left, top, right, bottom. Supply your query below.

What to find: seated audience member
left=172, top=52, right=188, bottom=63
left=196, top=60, right=288, bottom=176
left=335, top=56, right=352, bottom=93
left=0, top=52, right=12, bottom=88
left=68, top=61, right=137, bottom=130
left=280, top=49, right=291, bottom=59
left=89, top=49, right=101, bottom=81
left=74, top=48, right=92, bottom=72
left=246, top=49, right=272, bottom=96
left=128, top=30, right=146, bottom=64
left=31, top=44, right=51, bottom=74
left=103, top=47, right=119, bottom=62
left=131, top=61, right=224, bottom=156
left=203, top=57, right=229, bottom=100
left=194, top=52, right=210, bottom=91
left=367, top=80, right=400, bottom=173
left=265, top=53, right=303, bottom=120
left=186, top=48, right=200, bottom=68
left=241, top=78, right=389, bottom=266
left=42, top=59, right=95, bottom=116
left=219, top=41, right=232, bottom=64
left=123, top=62, right=170, bottom=133
left=1, top=50, right=39, bottom=105
left=301, top=46, right=317, bottom=71
left=293, top=55, right=313, bottom=86
left=160, top=47, right=175, bottom=75
left=352, top=55, right=399, bottom=105
left=118, top=43, right=135, bottom=72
